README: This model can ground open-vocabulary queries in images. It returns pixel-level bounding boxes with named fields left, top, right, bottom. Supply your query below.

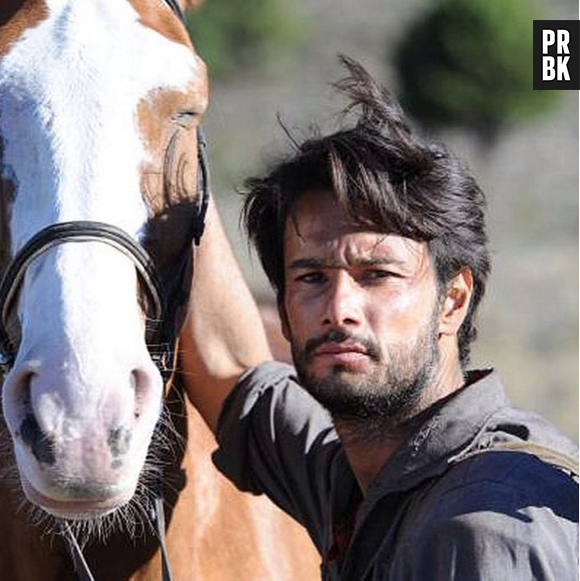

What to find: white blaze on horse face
left=0, top=0, right=207, bottom=517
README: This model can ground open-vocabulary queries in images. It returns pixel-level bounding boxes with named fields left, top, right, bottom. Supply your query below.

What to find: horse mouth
left=20, top=474, right=133, bottom=520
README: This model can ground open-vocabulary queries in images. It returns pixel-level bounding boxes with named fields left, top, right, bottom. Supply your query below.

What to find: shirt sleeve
left=389, top=452, right=579, bottom=580
left=212, top=361, right=340, bottom=550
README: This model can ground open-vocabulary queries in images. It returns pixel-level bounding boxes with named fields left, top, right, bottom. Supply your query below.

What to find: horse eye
left=174, top=110, right=197, bottom=129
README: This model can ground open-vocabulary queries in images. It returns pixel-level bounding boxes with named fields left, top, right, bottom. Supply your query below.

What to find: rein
left=62, top=495, right=174, bottom=581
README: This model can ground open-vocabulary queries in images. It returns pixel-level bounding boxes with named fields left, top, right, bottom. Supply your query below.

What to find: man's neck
left=335, top=358, right=466, bottom=496
left=334, top=418, right=410, bottom=495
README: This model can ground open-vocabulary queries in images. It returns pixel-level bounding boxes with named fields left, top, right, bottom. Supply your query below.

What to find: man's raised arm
left=179, top=197, right=272, bottom=432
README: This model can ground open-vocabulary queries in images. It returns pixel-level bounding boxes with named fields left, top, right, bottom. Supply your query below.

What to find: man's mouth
left=312, top=342, right=370, bottom=365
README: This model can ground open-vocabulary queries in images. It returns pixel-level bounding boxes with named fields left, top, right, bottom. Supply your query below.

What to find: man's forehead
left=285, top=189, right=428, bottom=263
left=287, top=228, right=427, bottom=265
left=289, top=189, right=351, bottom=234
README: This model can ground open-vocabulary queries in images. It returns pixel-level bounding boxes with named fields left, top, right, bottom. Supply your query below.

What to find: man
left=181, top=57, right=578, bottom=579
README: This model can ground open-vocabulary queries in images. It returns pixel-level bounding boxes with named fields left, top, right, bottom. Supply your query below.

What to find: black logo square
left=533, top=20, right=579, bottom=90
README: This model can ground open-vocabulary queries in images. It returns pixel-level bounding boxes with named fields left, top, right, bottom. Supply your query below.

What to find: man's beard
left=290, top=309, right=440, bottom=441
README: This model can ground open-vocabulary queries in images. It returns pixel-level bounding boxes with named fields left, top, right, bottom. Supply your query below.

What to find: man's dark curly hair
left=242, top=56, right=490, bottom=367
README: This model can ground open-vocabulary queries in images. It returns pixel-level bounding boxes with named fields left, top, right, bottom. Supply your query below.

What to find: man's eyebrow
left=288, top=258, right=327, bottom=270
left=288, top=256, right=405, bottom=270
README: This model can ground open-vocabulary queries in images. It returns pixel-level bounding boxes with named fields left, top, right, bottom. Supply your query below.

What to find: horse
left=0, top=1, right=319, bottom=579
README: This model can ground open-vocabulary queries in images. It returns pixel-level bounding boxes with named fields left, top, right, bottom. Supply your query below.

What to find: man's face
left=281, top=189, right=443, bottom=424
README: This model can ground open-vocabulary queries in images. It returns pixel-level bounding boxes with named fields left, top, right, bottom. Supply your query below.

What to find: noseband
left=0, top=127, right=209, bottom=376
left=0, top=222, right=163, bottom=369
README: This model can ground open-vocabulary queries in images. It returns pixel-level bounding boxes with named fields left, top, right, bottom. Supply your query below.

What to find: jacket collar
left=364, top=369, right=505, bottom=501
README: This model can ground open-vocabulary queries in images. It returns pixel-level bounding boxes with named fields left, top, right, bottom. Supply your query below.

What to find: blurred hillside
left=196, top=0, right=578, bottom=441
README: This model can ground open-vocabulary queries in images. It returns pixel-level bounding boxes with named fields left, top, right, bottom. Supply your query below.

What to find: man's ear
left=438, top=267, right=474, bottom=336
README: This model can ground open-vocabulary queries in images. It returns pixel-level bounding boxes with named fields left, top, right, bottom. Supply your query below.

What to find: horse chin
left=20, top=473, right=134, bottom=520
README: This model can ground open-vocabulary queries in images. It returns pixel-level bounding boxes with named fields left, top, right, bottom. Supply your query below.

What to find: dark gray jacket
left=214, top=362, right=578, bottom=580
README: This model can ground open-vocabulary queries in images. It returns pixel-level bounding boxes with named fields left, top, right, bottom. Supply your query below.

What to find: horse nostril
left=18, top=413, right=56, bottom=465
left=131, top=369, right=142, bottom=419
left=12, top=370, right=34, bottom=415
left=130, top=366, right=160, bottom=421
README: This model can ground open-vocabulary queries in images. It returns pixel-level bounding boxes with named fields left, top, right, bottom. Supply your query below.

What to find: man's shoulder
left=431, top=411, right=579, bottom=516
left=389, top=447, right=578, bottom=579
left=394, top=402, right=578, bottom=543
left=442, top=445, right=578, bottom=502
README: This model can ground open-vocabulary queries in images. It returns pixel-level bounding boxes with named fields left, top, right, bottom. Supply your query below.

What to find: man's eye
left=365, top=270, right=389, bottom=278
left=363, top=269, right=397, bottom=281
left=295, top=272, right=325, bottom=284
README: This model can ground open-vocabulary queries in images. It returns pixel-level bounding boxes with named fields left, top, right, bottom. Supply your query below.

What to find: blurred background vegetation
left=185, top=0, right=305, bottom=77
left=186, top=0, right=578, bottom=441
left=394, top=0, right=558, bottom=143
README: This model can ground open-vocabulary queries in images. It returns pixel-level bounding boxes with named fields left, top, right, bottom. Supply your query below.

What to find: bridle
left=0, top=2, right=209, bottom=580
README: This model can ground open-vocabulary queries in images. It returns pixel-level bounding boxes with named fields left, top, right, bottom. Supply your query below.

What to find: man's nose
left=321, top=272, right=363, bottom=328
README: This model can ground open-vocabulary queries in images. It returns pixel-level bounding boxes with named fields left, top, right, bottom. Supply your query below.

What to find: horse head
left=0, top=0, right=206, bottom=523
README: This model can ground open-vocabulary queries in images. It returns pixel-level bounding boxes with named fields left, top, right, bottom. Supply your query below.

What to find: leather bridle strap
left=63, top=523, right=96, bottom=581
left=0, top=123, right=210, bottom=374
left=193, top=126, right=210, bottom=246
left=163, top=0, right=185, bottom=23
left=0, top=221, right=165, bottom=373
left=155, top=496, right=174, bottom=581
left=151, top=125, right=210, bottom=383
